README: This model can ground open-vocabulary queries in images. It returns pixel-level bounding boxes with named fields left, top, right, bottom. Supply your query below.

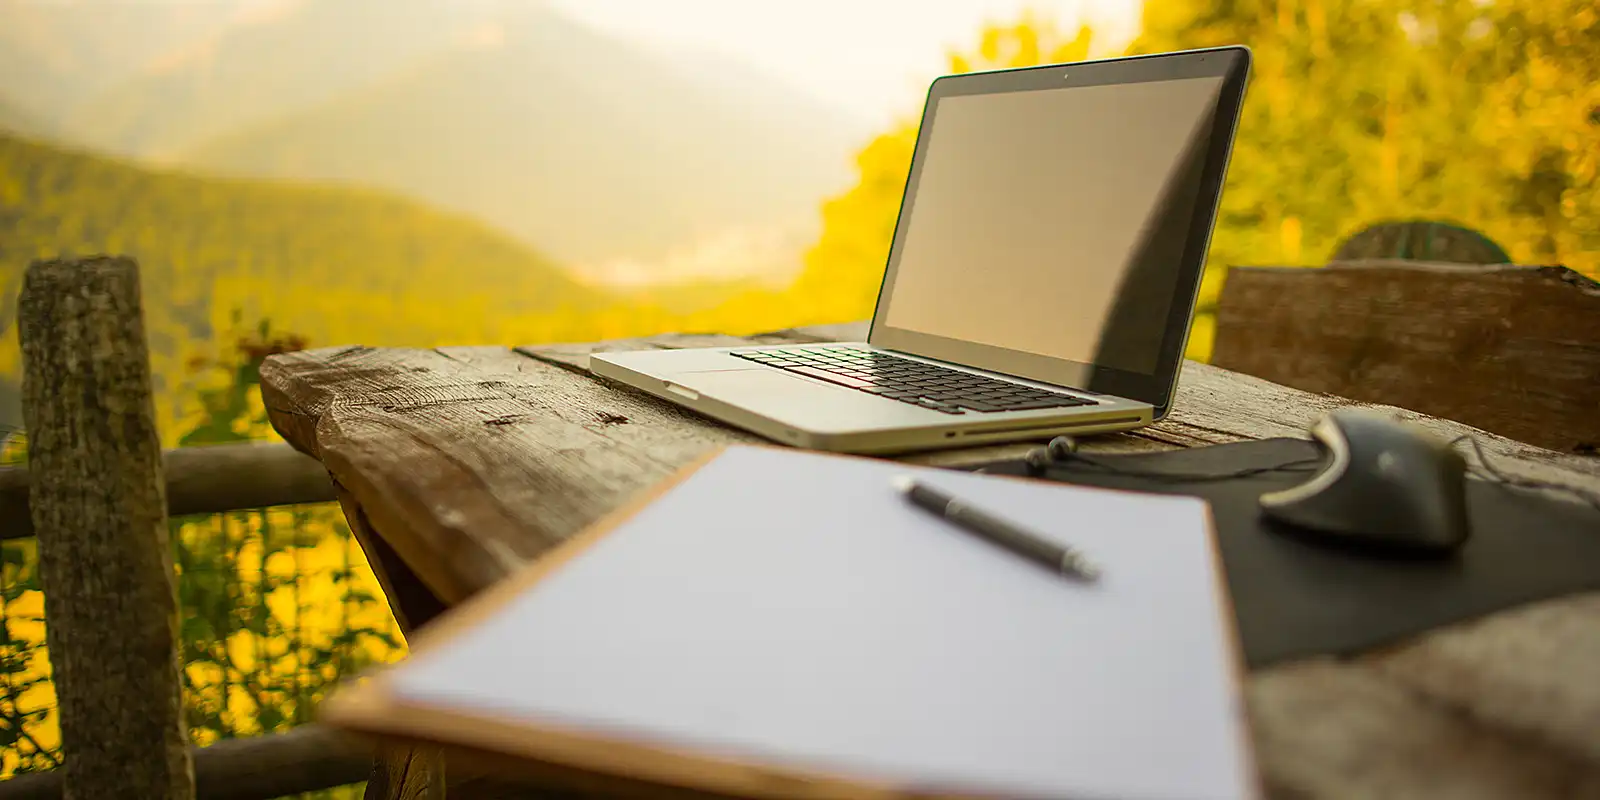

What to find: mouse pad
left=972, top=438, right=1600, bottom=668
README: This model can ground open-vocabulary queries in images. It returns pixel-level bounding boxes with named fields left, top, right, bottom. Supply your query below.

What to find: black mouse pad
left=972, top=438, right=1600, bottom=668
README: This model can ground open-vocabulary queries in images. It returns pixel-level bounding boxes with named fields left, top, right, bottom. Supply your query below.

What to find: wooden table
left=260, top=322, right=1600, bottom=800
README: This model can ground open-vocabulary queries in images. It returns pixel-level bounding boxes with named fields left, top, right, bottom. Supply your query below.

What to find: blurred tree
left=179, top=313, right=307, bottom=446
left=1130, top=0, right=1599, bottom=281
left=1470, top=0, right=1599, bottom=271
left=786, top=0, right=1599, bottom=353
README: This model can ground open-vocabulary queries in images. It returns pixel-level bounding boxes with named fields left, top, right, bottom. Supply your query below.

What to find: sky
left=547, top=0, right=1144, bottom=130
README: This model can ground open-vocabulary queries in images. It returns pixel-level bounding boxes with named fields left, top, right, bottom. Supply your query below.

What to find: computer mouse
left=1259, top=408, right=1470, bottom=556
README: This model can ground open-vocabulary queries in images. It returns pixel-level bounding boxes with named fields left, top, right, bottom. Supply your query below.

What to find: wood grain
left=260, top=322, right=1600, bottom=800
left=18, top=257, right=194, bottom=800
left=1211, top=261, right=1600, bottom=453
left=262, top=345, right=750, bottom=607
left=1248, top=656, right=1600, bottom=800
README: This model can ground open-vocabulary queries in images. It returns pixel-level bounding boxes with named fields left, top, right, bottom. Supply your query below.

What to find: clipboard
left=321, top=445, right=1259, bottom=800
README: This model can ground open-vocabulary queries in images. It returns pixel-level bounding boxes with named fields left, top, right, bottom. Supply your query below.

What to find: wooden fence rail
left=0, top=441, right=337, bottom=540
left=0, top=725, right=376, bottom=800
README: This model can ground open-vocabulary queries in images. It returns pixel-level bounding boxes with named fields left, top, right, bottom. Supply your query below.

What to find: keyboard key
left=789, top=366, right=870, bottom=388
left=737, top=347, right=1097, bottom=414
left=1006, top=399, right=1073, bottom=410
left=913, top=398, right=964, bottom=413
left=953, top=400, right=1005, bottom=412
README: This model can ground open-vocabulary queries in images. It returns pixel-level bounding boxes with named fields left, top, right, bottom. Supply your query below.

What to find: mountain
left=0, top=95, right=41, bottom=137
left=0, top=130, right=605, bottom=431
left=177, top=4, right=859, bottom=281
left=41, top=0, right=862, bottom=284
left=0, top=0, right=254, bottom=129
left=644, top=42, right=875, bottom=148
left=64, top=0, right=526, bottom=159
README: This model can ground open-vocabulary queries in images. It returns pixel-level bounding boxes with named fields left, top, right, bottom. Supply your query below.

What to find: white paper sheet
left=389, top=445, right=1255, bottom=800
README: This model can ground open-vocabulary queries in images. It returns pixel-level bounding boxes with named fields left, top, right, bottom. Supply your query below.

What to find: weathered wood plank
left=0, top=724, right=373, bottom=800
left=520, top=322, right=1600, bottom=485
left=1371, top=594, right=1600, bottom=766
left=1211, top=261, right=1600, bottom=453
left=1249, top=658, right=1600, bottom=799
left=18, top=257, right=193, bottom=800
left=0, top=441, right=335, bottom=540
left=260, top=328, right=1600, bottom=611
left=261, top=345, right=754, bottom=607
left=263, top=323, right=1600, bottom=800
left=332, top=485, right=444, bottom=633
left=1169, top=361, right=1600, bottom=490
left=514, top=331, right=804, bottom=373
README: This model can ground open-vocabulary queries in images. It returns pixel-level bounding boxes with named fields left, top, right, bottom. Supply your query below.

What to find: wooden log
left=0, top=441, right=336, bottom=540
left=1210, top=261, right=1600, bottom=453
left=18, top=256, right=194, bottom=800
left=0, top=724, right=374, bottom=800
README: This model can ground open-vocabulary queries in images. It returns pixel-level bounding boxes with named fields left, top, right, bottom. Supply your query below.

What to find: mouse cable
left=1010, top=435, right=1325, bottom=483
left=1448, top=435, right=1600, bottom=514
left=1010, top=433, right=1600, bottom=514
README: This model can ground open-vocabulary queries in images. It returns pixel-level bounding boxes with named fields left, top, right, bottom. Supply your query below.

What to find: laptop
left=594, top=47, right=1252, bottom=455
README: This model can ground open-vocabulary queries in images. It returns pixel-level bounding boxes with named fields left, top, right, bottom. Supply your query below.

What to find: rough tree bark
left=17, top=256, right=195, bottom=800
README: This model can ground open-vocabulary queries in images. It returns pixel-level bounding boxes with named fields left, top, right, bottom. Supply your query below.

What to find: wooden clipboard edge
left=323, top=442, right=1260, bottom=800
left=321, top=444, right=985, bottom=800
left=326, top=680, right=983, bottom=800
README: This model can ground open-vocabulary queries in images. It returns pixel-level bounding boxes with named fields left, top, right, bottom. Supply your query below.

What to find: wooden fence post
left=17, top=256, right=195, bottom=800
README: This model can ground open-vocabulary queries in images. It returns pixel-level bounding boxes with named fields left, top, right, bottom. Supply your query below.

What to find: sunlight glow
left=548, top=0, right=1143, bottom=129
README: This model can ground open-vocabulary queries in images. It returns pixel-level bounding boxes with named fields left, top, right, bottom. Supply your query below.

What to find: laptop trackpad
left=675, top=368, right=915, bottom=430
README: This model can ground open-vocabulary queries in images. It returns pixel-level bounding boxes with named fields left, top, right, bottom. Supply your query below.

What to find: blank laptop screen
left=877, top=74, right=1226, bottom=378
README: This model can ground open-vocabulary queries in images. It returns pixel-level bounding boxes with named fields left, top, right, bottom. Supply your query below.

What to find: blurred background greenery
left=0, top=0, right=1595, bottom=793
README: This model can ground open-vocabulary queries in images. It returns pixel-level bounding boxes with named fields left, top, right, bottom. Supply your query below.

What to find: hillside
left=0, top=130, right=608, bottom=434
left=65, top=0, right=516, bottom=159
left=163, top=1, right=859, bottom=279
left=0, top=0, right=250, bottom=129
left=0, top=96, right=40, bottom=137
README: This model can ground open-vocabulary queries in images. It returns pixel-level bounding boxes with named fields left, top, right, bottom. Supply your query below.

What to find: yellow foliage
left=3, top=6, right=1595, bottom=777
left=771, top=2, right=1598, bottom=363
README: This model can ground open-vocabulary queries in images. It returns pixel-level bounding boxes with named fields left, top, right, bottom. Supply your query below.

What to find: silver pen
left=892, top=476, right=1101, bottom=582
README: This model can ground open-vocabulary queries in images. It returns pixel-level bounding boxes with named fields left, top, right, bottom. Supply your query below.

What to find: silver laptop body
left=594, top=47, right=1252, bottom=455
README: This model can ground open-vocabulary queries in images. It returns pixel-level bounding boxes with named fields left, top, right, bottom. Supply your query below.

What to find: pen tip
left=890, top=475, right=915, bottom=494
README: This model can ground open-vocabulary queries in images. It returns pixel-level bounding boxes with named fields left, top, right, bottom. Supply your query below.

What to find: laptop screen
left=868, top=51, right=1246, bottom=412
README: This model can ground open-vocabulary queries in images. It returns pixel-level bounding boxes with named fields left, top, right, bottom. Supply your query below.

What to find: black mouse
left=1259, top=408, right=1470, bottom=556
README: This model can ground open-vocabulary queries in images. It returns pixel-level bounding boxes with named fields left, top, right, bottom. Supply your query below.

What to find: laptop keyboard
left=731, top=345, right=1097, bottom=415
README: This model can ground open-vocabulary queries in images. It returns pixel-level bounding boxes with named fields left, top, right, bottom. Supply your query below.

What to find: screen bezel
left=866, top=46, right=1251, bottom=418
